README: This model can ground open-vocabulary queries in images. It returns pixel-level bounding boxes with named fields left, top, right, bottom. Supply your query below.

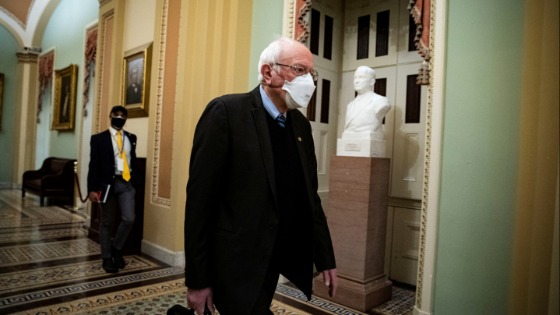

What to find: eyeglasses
left=274, top=63, right=318, bottom=81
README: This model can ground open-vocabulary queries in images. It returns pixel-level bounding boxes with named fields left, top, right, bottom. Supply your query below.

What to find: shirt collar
left=109, top=127, right=123, bottom=136
left=259, top=85, right=285, bottom=120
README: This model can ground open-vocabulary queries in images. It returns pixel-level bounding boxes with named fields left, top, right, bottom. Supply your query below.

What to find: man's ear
left=261, top=64, right=273, bottom=85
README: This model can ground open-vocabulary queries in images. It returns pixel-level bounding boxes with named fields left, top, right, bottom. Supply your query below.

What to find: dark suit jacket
left=184, top=87, right=336, bottom=314
left=87, top=129, right=138, bottom=194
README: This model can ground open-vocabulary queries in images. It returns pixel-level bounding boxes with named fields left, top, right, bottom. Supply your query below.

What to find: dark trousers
left=249, top=261, right=280, bottom=315
left=100, top=178, right=135, bottom=258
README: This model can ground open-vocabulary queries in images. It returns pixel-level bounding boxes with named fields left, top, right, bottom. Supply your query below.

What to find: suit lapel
left=250, top=88, right=278, bottom=207
left=289, top=112, right=314, bottom=208
left=101, top=130, right=114, bottom=155
left=122, top=131, right=137, bottom=151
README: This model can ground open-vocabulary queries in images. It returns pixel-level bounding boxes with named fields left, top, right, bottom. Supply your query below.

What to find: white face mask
left=282, top=73, right=316, bottom=109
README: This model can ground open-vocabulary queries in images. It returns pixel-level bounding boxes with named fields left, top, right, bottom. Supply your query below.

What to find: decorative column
left=313, top=156, right=392, bottom=311
left=12, top=49, right=40, bottom=186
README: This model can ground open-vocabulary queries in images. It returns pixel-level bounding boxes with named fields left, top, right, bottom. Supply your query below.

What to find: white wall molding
left=141, top=239, right=184, bottom=267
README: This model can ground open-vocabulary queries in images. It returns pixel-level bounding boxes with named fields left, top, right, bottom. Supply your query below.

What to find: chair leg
left=40, top=197, right=44, bottom=207
left=22, top=189, right=25, bottom=198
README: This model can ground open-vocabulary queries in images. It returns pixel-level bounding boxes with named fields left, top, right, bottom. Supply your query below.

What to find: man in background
left=88, top=105, right=138, bottom=273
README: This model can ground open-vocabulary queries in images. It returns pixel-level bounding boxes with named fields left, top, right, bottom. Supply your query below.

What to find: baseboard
left=317, top=189, right=329, bottom=204
left=414, top=306, right=431, bottom=315
left=141, top=239, right=184, bottom=267
left=0, top=182, right=18, bottom=189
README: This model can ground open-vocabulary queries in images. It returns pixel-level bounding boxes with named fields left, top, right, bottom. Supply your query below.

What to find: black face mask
left=111, top=117, right=126, bottom=129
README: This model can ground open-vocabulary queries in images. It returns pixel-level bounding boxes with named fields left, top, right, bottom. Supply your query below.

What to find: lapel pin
left=297, top=137, right=302, bottom=142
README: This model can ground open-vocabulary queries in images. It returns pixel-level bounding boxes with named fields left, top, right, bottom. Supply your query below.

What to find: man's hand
left=187, top=287, right=215, bottom=314
left=88, top=191, right=100, bottom=203
left=322, top=268, right=338, bottom=297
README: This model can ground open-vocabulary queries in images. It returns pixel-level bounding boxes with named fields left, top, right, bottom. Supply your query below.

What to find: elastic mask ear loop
left=268, top=64, right=288, bottom=88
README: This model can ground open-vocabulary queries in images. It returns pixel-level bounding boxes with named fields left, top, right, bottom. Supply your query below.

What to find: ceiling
left=0, top=0, right=61, bottom=47
left=0, top=0, right=33, bottom=27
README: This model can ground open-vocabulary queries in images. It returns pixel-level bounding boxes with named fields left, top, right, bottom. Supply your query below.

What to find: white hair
left=257, top=37, right=299, bottom=83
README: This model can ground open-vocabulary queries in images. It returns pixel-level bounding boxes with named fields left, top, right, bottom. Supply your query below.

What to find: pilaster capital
left=17, top=47, right=42, bottom=63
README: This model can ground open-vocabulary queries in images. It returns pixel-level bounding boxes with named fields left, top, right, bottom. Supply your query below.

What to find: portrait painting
left=122, top=42, right=152, bottom=117
left=52, top=64, right=78, bottom=131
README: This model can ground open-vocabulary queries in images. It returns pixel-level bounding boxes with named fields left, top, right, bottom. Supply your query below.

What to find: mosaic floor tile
left=0, top=238, right=100, bottom=266
left=11, top=279, right=187, bottom=315
left=0, top=267, right=184, bottom=311
left=276, top=283, right=369, bottom=315
left=0, top=195, right=86, bottom=229
left=19, top=280, right=316, bottom=315
left=0, top=226, right=88, bottom=243
left=372, top=287, right=415, bottom=315
left=0, top=189, right=415, bottom=315
left=0, top=255, right=158, bottom=293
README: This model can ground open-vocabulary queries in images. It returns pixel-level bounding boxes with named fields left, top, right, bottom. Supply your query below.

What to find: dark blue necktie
left=276, top=114, right=286, bottom=128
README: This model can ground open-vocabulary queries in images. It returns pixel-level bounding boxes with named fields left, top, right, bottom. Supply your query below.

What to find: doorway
left=308, top=0, right=427, bottom=286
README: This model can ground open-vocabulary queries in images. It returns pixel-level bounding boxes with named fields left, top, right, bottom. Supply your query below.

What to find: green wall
left=39, top=0, right=98, bottom=160
left=249, top=0, right=283, bottom=88
left=0, top=25, right=19, bottom=185
left=434, top=0, right=523, bottom=313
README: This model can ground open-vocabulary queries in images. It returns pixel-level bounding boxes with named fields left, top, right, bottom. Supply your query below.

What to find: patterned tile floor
left=0, top=189, right=415, bottom=314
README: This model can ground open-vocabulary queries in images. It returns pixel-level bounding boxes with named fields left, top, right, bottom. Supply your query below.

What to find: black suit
left=87, top=130, right=138, bottom=191
left=184, top=87, right=336, bottom=314
left=88, top=129, right=138, bottom=259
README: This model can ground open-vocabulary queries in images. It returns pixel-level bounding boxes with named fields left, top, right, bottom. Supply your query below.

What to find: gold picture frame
left=0, top=73, right=4, bottom=130
left=52, top=64, right=78, bottom=131
left=122, top=42, right=152, bottom=118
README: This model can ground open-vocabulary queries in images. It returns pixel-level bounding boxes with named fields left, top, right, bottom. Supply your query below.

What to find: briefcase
left=167, top=304, right=212, bottom=315
left=167, top=305, right=194, bottom=315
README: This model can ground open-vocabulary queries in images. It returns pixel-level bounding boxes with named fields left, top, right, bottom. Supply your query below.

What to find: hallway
left=0, top=189, right=414, bottom=314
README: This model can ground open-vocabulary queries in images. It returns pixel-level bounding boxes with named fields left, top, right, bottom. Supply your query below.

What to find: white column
left=12, top=50, right=39, bottom=187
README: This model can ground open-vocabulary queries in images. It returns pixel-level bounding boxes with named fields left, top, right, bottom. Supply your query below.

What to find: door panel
left=390, top=63, right=427, bottom=199
left=390, top=207, right=420, bottom=284
left=342, top=0, right=400, bottom=71
left=309, top=0, right=343, bottom=197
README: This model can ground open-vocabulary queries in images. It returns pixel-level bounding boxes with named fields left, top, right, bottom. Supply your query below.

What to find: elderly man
left=184, top=37, right=338, bottom=315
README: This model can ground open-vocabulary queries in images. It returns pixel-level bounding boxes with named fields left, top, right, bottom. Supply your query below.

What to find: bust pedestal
left=313, top=156, right=392, bottom=311
left=336, top=138, right=386, bottom=157
left=336, top=131, right=386, bottom=158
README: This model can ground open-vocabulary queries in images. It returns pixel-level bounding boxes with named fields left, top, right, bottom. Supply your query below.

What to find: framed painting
left=52, top=64, right=78, bottom=131
left=122, top=42, right=152, bottom=118
left=0, top=73, right=3, bottom=130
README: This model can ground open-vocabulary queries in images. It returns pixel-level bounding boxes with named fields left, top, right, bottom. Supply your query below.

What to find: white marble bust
left=338, top=66, right=391, bottom=157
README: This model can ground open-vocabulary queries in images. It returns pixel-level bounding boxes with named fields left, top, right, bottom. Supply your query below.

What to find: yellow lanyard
left=116, top=131, right=130, bottom=181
